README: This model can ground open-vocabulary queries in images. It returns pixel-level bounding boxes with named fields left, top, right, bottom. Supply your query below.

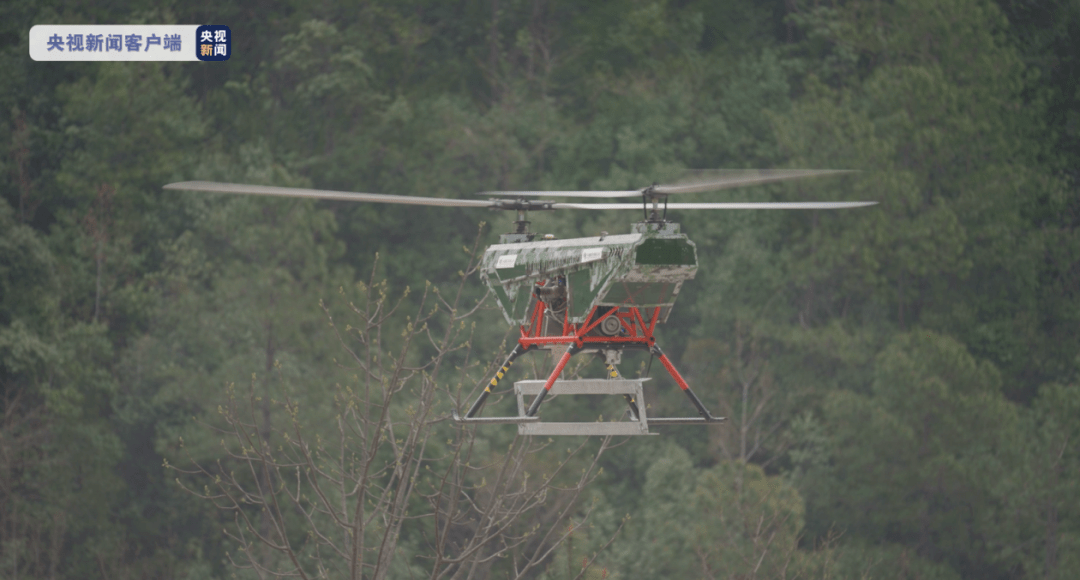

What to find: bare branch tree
left=171, top=229, right=619, bottom=580
left=690, top=464, right=858, bottom=580
left=687, top=320, right=786, bottom=469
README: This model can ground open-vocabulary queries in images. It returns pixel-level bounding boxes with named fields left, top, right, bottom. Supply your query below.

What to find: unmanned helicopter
left=165, top=170, right=875, bottom=436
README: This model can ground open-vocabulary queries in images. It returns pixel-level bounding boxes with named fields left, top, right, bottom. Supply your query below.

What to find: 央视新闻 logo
left=196, top=25, right=230, bottom=61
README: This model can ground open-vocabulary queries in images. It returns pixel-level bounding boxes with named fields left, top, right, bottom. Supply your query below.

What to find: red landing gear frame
left=453, top=300, right=725, bottom=427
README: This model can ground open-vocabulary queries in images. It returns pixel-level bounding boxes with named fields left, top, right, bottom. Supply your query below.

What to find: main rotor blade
left=652, top=169, right=856, bottom=195
left=481, top=169, right=856, bottom=198
left=480, top=189, right=642, bottom=198
left=164, top=181, right=875, bottom=211
left=164, top=181, right=498, bottom=208
left=552, top=201, right=877, bottom=210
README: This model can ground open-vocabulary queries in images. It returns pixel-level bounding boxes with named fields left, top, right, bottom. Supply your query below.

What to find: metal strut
left=526, top=344, right=581, bottom=417
left=599, top=352, right=640, bottom=421
left=649, top=344, right=724, bottom=424
left=454, top=344, right=536, bottom=422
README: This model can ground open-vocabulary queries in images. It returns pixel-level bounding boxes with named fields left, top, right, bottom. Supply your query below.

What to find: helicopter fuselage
left=480, top=221, right=697, bottom=339
left=162, top=172, right=870, bottom=432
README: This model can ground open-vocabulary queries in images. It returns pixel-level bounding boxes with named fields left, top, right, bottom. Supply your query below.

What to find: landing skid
left=453, top=378, right=724, bottom=436
left=452, top=303, right=725, bottom=435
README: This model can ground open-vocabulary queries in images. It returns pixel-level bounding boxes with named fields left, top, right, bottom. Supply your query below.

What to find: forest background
left=2, top=0, right=1079, bottom=578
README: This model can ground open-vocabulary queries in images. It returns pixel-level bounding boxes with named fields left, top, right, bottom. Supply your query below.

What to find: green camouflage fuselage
left=480, top=222, right=698, bottom=327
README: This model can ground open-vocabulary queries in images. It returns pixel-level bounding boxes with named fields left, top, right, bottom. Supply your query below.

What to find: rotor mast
left=496, top=198, right=555, bottom=243
left=641, top=185, right=660, bottom=222
left=639, top=185, right=672, bottom=228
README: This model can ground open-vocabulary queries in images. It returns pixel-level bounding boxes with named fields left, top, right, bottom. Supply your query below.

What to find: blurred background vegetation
left=1, top=0, right=1078, bottom=578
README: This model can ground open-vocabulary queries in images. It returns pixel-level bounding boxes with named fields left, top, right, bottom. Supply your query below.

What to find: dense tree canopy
left=1, top=0, right=1077, bottom=578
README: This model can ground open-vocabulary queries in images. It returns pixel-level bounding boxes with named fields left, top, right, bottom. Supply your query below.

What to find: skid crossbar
left=515, top=379, right=654, bottom=436
left=454, top=378, right=725, bottom=434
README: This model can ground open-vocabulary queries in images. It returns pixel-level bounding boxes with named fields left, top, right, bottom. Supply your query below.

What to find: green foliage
left=0, top=200, right=57, bottom=331
left=0, top=197, right=134, bottom=578
left=602, top=442, right=816, bottom=578
left=774, top=0, right=1076, bottom=397
left=977, top=383, right=1080, bottom=578
left=800, top=331, right=1018, bottom=577
left=1, top=0, right=1078, bottom=577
